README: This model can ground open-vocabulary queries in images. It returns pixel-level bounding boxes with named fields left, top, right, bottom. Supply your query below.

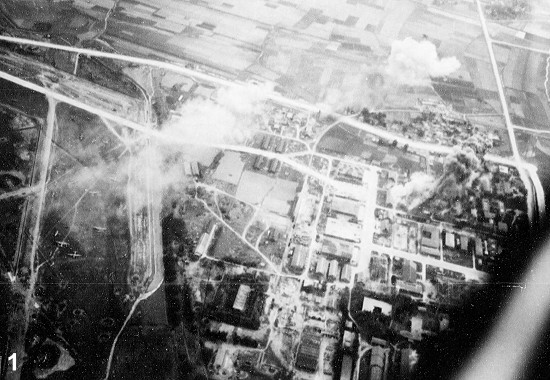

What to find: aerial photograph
left=0, top=0, right=549, bottom=379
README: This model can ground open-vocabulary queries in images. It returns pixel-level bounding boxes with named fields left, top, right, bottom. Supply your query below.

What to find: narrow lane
left=474, top=0, right=520, bottom=161
left=0, top=37, right=537, bottom=168
left=0, top=185, right=39, bottom=201
left=475, top=0, right=544, bottom=226
left=16, top=97, right=57, bottom=380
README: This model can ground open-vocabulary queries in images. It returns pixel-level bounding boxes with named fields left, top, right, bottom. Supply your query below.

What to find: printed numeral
left=8, top=353, right=16, bottom=371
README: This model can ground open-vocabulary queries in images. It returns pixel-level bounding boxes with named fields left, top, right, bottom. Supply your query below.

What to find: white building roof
left=316, top=256, right=329, bottom=275
left=291, top=245, right=308, bottom=268
left=334, top=183, right=368, bottom=201
left=194, top=233, right=209, bottom=256
left=411, top=316, right=423, bottom=339
left=393, top=224, right=408, bottom=251
left=445, top=232, right=455, bottom=248
left=213, top=152, right=244, bottom=185
left=328, top=260, right=339, bottom=278
left=343, top=331, right=355, bottom=348
left=325, top=218, right=361, bottom=242
left=340, top=264, right=352, bottom=282
left=194, top=84, right=216, bottom=99
left=362, top=297, right=392, bottom=316
left=233, top=284, right=251, bottom=311
left=331, top=196, right=362, bottom=218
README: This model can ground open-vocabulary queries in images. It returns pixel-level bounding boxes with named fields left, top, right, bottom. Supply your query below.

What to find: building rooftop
left=195, top=233, right=209, bottom=257
left=393, top=224, right=408, bottom=251
left=320, top=238, right=354, bottom=259
left=331, top=196, right=364, bottom=220
left=343, top=331, right=355, bottom=348
left=316, top=256, right=329, bottom=276
left=444, top=231, right=455, bottom=248
left=396, top=280, right=423, bottom=298
left=370, top=346, right=388, bottom=380
left=399, top=348, right=415, bottom=380
left=340, top=263, right=352, bottom=283
left=194, top=84, right=216, bottom=99
left=296, top=329, right=321, bottom=372
left=421, top=225, right=440, bottom=249
left=212, top=152, right=245, bottom=185
left=328, top=260, right=339, bottom=280
left=362, top=297, right=392, bottom=316
left=290, top=245, right=308, bottom=269
left=325, top=218, right=362, bottom=242
left=233, top=284, right=251, bottom=311
left=334, top=184, right=368, bottom=202
left=340, top=355, right=353, bottom=380
left=402, top=260, right=417, bottom=283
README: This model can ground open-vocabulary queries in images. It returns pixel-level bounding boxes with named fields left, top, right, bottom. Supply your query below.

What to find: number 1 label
left=8, top=353, right=16, bottom=371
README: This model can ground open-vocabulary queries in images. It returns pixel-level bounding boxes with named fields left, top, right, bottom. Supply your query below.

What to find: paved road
left=1, top=44, right=545, bottom=229
left=0, top=33, right=545, bottom=223
left=0, top=35, right=540, bottom=168
left=0, top=49, right=147, bottom=124
left=2, top=37, right=546, bottom=225
left=492, top=39, right=550, bottom=56
left=0, top=185, right=39, bottom=201
left=475, top=0, right=545, bottom=226
left=7, top=97, right=56, bottom=380
left=475, top=0, right=520, bottom=161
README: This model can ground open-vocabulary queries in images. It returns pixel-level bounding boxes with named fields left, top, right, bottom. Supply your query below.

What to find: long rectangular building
left=261, top=135, right=272, bottom=150
left=325, top=218, right=362, bottom=242
left=194, top=233, right=209, bottom=257
left=275, top=139, right=287, bottom=153
left=340, top=263, right=352, bottom=283
left=319, top=238, right=353, bottom=260
left=290, top=245, right=308, bottom=270
left=296, top=327, right=322, bottom=373
left=327, top=260, right=339, bottom=282
left=331, top=196, right=362, bottom=219
left=340, top=355, right=353, bottom=380
left=316, top=256, right=329, bottom=278
left=253, top=155, right=266, bottom=170
left=420, top=225, right=440, bottom=257
left=268, top=158, right=281, bottom=173
left=233, top=284, right=252, bottom=311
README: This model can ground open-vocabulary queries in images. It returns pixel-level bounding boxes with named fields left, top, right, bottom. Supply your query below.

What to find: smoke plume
left=56, top=83, right=270, bottom=217
left=386, top=37, right=461, bottom=85
left=163, top=84, right=269, bottom=148
left=388, top=172, right=437, bottom=210
left=130, top=83, right=271, bottom=208
left=390, top=147, right=482, bottom=212
left=442, top=146, right=480, bottom=184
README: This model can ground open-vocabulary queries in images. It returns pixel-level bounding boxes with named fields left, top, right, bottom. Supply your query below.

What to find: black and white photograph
left=0, top=0, right=550, bottom=379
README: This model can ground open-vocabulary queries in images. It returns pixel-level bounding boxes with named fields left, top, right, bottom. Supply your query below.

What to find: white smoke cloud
left=162, top=83, right=270, bottom=150
left=127, top=83, right=272, bottom=209
left=388, top=146, right=486, bottom=212
left=443, top=146, right=480, bottom=183
left=57, top=83, right=271, bottom=216
left=386, top=37, right=461, bottom=85
left=388, top=172, right=437, bottom=210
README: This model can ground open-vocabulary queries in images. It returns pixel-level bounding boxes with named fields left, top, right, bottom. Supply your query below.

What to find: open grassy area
left=27, top=103, right=135, bottom=378
left=258, top=227, right=288, bottom=266
left=108, top=326, right=177, bottom=380
left=245, top=219, right=267, bottom=246
left=210, top=226, right=265, bottom=268
left=217, top=193, right=255, bottom=235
